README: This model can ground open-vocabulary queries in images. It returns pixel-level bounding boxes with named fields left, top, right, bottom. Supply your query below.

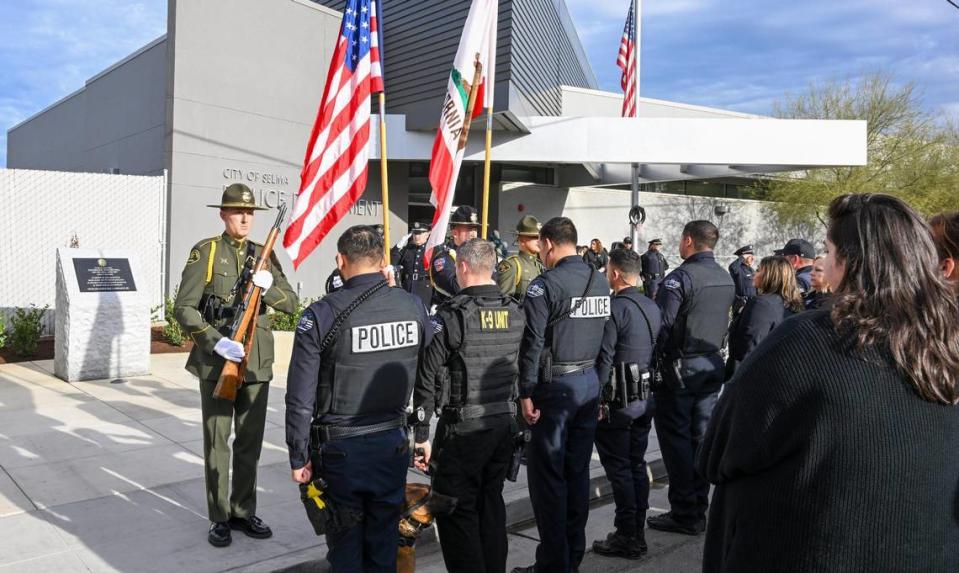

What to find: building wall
left=6, top=38, right=167, bottom=176
left=499, top=182, right=825, bottom=267
left=165, top=0, right=407, bottom=299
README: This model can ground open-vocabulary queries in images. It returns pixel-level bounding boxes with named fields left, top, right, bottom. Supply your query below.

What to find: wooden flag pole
left=379, top=92, right=392, bottom=265
left=481, top=106, right=493, bottom=239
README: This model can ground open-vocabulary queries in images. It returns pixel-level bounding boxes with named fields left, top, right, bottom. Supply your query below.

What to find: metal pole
left=629, top=0, right=642, bottom=252
left=379, top=93, right=392, bottom=265
left=481, top=106, right=493, bottom=239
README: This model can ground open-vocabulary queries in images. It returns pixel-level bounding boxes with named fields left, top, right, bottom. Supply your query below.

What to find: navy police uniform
left=726, top=293, right=796, bottom=378
left=651, top=251, right=734, bottom=531
left=593, top=286, right=662, bottom=555
left=393, top=241, right=433, bottom=308
left=518, top=256, right=611, bottom=572
left=728, top=246, right=756, bottom=313
left=414, top=285, right=525, bottom=573
left=795, top=265, right=813, bottom=297
left=429, top=241, right=460, bottom=306
left=285, top=273, right=432, bottom=572
left=640, top=242, right=669, bottom=299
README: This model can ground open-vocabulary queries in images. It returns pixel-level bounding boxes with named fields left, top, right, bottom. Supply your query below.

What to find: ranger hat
left=450, top=205, right=481, bottom=227
left=514, top=215, right=542, bottom=237
left=648, top=238, right=663, bottom=246
left=782, top=239, right=816, bottom=259
left=734, top=245, right=754, bottom=257
left=410, top=221, right=431, bottom=234
left=207, top=184, right=268, bottom=210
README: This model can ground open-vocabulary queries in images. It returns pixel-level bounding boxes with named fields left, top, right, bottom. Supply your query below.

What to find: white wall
left=0, top=169, right=166, bottom=335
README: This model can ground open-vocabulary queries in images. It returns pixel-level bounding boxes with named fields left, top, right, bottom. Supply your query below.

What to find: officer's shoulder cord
left=318, top=281, right=389, bottom=353
left=546, top=266, right=596, bottom=329
left=618, top=293, right=656, bottom=353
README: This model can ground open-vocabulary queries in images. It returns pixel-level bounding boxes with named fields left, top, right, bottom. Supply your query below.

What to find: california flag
left=424, top=0, right=498, bottom=265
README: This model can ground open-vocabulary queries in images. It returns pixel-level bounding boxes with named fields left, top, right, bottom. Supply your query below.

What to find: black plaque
left=73, top=258, right=137, bottom=293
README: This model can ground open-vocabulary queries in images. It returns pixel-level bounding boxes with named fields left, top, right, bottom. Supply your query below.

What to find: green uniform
left=174, top=231, right=297, bottom=523
left=496, top=250, right=545, bottom=301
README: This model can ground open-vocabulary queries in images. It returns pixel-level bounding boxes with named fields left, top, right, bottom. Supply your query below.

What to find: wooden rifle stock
left=214, top=205, right=287, bottom=401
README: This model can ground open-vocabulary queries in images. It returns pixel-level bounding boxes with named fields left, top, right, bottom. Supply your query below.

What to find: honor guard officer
left=648, top=221, right=734, bottom=536
left=513, top=217, right=611, bottom=573
left=174, top=183, right=298, bottom=548
left=412, top=239, right=526, bottom=573
left=592, top=249, right=663, bottom=560
left=640, top=239, right=669, bottom=299
left=782, top=238, right=816, bottom=297
left=430, top=205, right=482, bottom=306
left=610, top=236, right=634, bottom=252
left=285, top=225, right=432, bottom=572
left=496, top=215, right=545, bottom=302
left=391, top=221, right=433, bottom=307
left=728, top=245, right=757, bottom=313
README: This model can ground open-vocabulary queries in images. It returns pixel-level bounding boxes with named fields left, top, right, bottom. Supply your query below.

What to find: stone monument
left=54, top=249, right=151, bottom=382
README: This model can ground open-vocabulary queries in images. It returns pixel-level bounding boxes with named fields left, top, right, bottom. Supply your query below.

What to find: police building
left=5, top=0, right=866, bottom=300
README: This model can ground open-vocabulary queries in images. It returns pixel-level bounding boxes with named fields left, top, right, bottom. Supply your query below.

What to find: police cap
left=782, top=239, right=816, bottom=259
left=648, top=238, right=663, bottom=246
left=410, top=221, right=430, bottom=234
left=734, top=245, right=754, bottom=257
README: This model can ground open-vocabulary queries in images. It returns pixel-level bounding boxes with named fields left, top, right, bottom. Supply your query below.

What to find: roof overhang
left=372, top=115, right=867, bottom=183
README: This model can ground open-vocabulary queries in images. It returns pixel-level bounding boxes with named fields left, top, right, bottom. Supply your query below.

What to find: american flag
left=617, top=2, right=637, bottom=118
left=284, top=0, right=384, bottom=268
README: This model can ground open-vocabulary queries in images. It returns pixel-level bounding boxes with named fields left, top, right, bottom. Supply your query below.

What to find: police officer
left=430, top=205, right=481, bottom=306
left=610, top=236, right=633, bottom=252
left=648, top=220, right=734, bottom=536
left=513, top=217, right=611, bottom=573
left=640, top=239, right=669, bottom=299
left=392, top=221, right=433, bottom=307
left=285, top=225, right=432, bottom=571
left=174, top=183, right=298, bottom=547
left=592, top=248, right=662, bottom=560
left=728, top=245, right=756, bottom=313
left=496, top=215, right=545, bottom=302
left=782, top=238, right=816, bottom=296
left=412, top=239, right=525, bottom=573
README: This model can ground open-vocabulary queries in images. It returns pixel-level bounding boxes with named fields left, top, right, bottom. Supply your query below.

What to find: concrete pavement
left=0, top=335, right=671, bottom=572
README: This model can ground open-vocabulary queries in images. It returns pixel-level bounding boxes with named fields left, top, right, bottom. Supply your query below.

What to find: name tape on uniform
left=351, top=321, right=420, bottom=354
left=569, top=296, right=611, bottom=319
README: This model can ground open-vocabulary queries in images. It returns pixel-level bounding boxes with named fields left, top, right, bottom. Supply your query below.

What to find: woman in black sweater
left=726, top=256, right=804, bottom=376
left=699, top=194, right=959, bottom=572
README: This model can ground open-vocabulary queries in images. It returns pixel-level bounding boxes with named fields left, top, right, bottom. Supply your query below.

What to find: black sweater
left=699, top=310, right=959, bottom=572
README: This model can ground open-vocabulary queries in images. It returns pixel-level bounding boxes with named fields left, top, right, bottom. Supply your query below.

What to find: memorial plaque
left=72, top=258, right=138, bottom=293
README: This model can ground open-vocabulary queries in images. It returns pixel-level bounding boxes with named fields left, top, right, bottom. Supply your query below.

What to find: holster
left=298, top=447, right=362, bottom=537
left=607, top=363, right=651, bottom=409
left=506, top=430, right=531, bottom=482
left=657, top=358, right=686, bottom=391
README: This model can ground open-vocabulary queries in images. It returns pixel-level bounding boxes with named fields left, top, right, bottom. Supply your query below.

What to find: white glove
left=252, top=270, right=274, bottom=292
left=214, top=338, right=245, bottom=363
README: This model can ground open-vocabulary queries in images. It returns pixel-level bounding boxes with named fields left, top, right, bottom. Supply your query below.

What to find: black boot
left=592, top=530, right=645, bottom=559
left=647, top=512, right=705, bottom=535
left=208, top=522, right=232, bottom=547
left=228, top=515, right=273, bottom=539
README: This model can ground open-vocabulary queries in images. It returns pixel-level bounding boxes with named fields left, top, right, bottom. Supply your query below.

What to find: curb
left=262, top=455, right=667, bottom=573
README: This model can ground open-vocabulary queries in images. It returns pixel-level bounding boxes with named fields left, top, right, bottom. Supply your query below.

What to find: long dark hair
left=756, top=256, right=805, bottom=313
left=827, top=194, right=959, bottom=405
left=929, top=212, right=959, bottom=263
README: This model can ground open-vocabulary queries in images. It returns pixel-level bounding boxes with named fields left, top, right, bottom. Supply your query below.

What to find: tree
left=764, top=73, right=959, bottom=226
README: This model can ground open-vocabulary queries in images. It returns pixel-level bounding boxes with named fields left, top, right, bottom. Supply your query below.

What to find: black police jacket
left=596, top=286, right=663, bottom=385
left=284, top=273, right=432, bottom=469
left=518, top=255, right=611, bottom=397
left=728, top=293, right=796, bottom=363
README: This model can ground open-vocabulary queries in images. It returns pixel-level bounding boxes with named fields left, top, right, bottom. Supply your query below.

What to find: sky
left=1, top=0, right=957, bottom=167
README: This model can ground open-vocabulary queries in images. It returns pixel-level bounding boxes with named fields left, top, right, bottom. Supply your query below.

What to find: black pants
left=432, top=417, right=515, bottom=573
left=594, top=399, right=655, bottom=536
left=653, top=355, right=723, bottom=524
left=321, top=428, right=410, bottom=573
left=527, top=369, right=600, bottom=572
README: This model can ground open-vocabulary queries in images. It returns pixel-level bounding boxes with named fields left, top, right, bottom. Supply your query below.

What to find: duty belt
left=551, top=361, right=594, bottom=377
left=441, top=401, right=516, bottom=423
left=310, top=417, right=405, bottom=444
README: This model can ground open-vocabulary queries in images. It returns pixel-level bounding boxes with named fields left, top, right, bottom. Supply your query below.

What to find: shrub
left=0, top=314, right=6, bottom=349
left=271, top=298, right=314, bottom=332
left=152, top=290, right=185, bottom=347
left=10, top=305, right=48, bottom=357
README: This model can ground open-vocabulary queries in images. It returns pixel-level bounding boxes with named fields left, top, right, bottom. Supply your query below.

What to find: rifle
left=213, top=203, right=287, bottom=401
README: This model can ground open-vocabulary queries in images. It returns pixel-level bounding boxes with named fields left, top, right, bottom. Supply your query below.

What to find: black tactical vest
left=540, top=260, right=611, bottom=364
left=317, top=285, right=424, bottom=417
left=670, top=260, right=735, bottom=359
left=445, top=293, right=525, bottom=407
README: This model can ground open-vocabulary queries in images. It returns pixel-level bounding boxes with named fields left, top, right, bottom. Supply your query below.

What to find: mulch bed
left=0, top=327, right=192, bottom=365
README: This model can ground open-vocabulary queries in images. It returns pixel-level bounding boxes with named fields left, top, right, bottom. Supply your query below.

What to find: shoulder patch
left=526, top=279, right=546, bottom=298
left=497, top=260, right=512, bottom=274
left=663, top=277, right=682, bottom=290
left=296, top=310, right=316, bottom=333
left=186, top=249, right=201, bottom=265
left=433, top=256, right=445, bottom=273
left=430, top=316, right=445, bottom=334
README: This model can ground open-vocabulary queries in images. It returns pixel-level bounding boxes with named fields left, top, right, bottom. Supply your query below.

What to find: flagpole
left=629, top=0, right=642, bottom=253
left=377, top=93, right=392, bottom=266
left=481, top=106, right=493, bottom=239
